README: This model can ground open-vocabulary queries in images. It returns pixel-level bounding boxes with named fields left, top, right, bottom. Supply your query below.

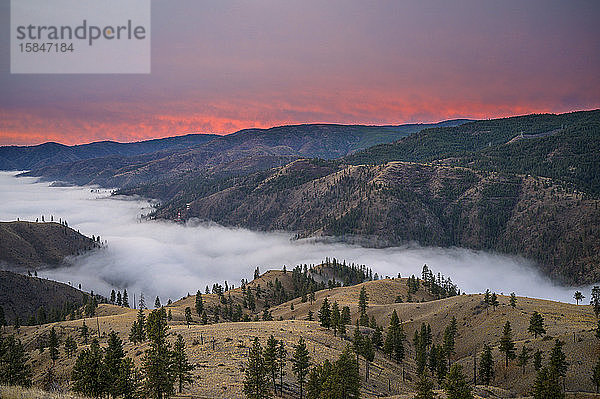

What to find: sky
left=1, top=171, right=589, bottom=303
left=1, top=0, right=599, bottom=146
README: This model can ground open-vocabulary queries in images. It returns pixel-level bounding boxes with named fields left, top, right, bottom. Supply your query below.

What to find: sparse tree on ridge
left=195, top=290, right=204, bottom=315
left=517, top=345, right=532, bottom=375
left=510, top=292, right=517, bottom=308
left=185, top=307, right=193, bottom=328
left=574, top=291, right=584, bottom=305
left=264, top=335, right=278, bottom=392
left=155, top=296, right=162, bottom=308
left=318, top=298, right=331, bottom=329
left=444, top=364, right=473, bottom=399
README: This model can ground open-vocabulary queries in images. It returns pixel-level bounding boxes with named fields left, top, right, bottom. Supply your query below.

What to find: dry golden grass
left=11, top=274, right=599, bottom=397
left=0, top=385, right=87, bottom=399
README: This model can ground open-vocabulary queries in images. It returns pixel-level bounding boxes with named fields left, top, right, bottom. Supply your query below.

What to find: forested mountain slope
left=150, top=159, right=600, bottom=284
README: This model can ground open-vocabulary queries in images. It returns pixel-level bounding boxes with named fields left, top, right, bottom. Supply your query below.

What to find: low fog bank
left=0, top=172, right=592, bottom=305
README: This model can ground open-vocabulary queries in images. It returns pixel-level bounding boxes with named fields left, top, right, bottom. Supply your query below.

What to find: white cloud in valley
left=0, top=172, right=592, bottom=304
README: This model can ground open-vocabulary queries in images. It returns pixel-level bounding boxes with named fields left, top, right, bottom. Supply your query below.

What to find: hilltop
left=0, top=221, right=100, bottom=272
left=16, top=121, right=467, bottom=188
left=8, top=266, right=597, bottom=398
left=0, top=270, right=89, bottom=326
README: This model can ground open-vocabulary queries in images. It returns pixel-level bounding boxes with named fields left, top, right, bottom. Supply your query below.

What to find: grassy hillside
left=9, top=269, right=596, bottom=398
left=0, top=271, right=89, bottom=327
left=0, top=221, right=100, bottom=271
left=152, top=160, right=600, bottom=285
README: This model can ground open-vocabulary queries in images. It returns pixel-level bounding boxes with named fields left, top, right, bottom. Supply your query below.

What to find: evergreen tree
left=105, top=331, right=136, bottom=398
left=509, top=292, right=517, bottom=308
left=168, top=309, right=173, bottom=321
left=532, top=366, right=564, bottom=399
left=139, top=292, right=146, bottom=310
left=195, top=290, right=204, bottom=315
left=185, top=307, right=193, bottom=328
left=173, top=334, right=194, bottom=393
left=414, top=371, right=435, bottom=399
left=48, top=326, right=59, bottom=364
left=549, top=339, right=568, bottom=379
left=130, top=308, right=147, bottom=343
left=361, top=335, right=375, bottom=381
left=143, top=308, right=175, bottom=399
left=574, top=291, right=584, bottom=305
left=117, top=291, right=123, bottom=306
left=533, top=349, right=543, bottom=371
left=0, top=334, right=32, bottom=387
left=72, top=339, right=105, bottom=397
left=591, top=286, right=600, bottom=318
left=123, top=289, right=130, bottom=308
left=201, top=311, right=208, bottom=325
left=80, top=320, right=89, bottom=344
left=331, top=301, right=341, bottom=336
left=499, top=321, right=516, bottom=368
left=155, top=296, right=162, bottom=309
left=330, top=345, right=360, bottom=399
left=528, top=312, right=546, bottom=338
left=64, top=336, right=77, bottom=358
left=318, top=298, right=331, bottom=329
left=490, top=293, right=499, bottom=310
left=444, top=364, right=473, bottom=399
left=264, top=335, right=278, bottom=391
left=479, top=344, right=494, bottom=385
left=277, top=340, right=287, bottom=396
left=292, top=337, right=310, bottom=399
left=307, top=359, right=333, bottom=399
left=592, top=357, right=600, bottom=393
left=384, top=310, right=405, bottom=364
left=517, top=345, right=532, bottom=375
left=110, top=290, right=116, bottom=304
left=443, top=323, right=456, bottom=366
left=244, top=337, right=270, bottom=399
left=358, top=286, right=368, bottom=314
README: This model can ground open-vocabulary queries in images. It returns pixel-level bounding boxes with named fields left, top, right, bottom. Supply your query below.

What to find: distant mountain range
left=2, top=111, right=599, bottom=285
left=6, top=120, right=469, bottom=188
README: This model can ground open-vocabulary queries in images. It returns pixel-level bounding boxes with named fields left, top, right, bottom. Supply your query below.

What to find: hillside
left=19, top=121, right=468, bottom=188
left=9, top=270, right=597, bottom=398
left=150, top=159, right=600, bottom=285
left=346, top=110, right=600, bottom=195
left=0, top=134, right=219, bottom=171
left=0, top=270, right=89, bottom=325
left=0, top=221, right=100, bottom=271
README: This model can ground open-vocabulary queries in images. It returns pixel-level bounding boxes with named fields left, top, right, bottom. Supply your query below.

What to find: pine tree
left=331, top=301, right=341, bottom=336
left=155, top=296, right=162, bottom=308
left=277, top=340, right=287, bottom=396
left=185, top=307, right=193, bottom=328
left=549, top=339, right=568, bottom=379
left=443, top=323, right=456, bottom=366
left=499, top=321, right=516, bottom=368
left=243, top=337, right=270, bottom=399
left=445, top=364, right=473, bottom=399
left=110, top=289, right=116, bottom=304
left=574, top=291, right=584, bottom=305
left=532, top=366, right=564, bottom=399
left=517, top=345, right=531, bottom=375
left=358, top=286, right=368, bottom=314
left=143, top=308, right=175, bottom=399
left=139, top=292, right=146, bottom=310
left=130, top=308, right=147, bottom=343
left=168, top=309, right=173, bottom=321
left=414, top=371, right=435, bottom=399
left=195, top=290, right=204, bottom=315
left=307, top=359, right=333, bottom=399
left=201, top=311, right=208, bottom=325
left=509, top=292, right=517, bottom=308
left=490, top=293, right=499, bottom=310
left=528, top=312, right=546, bottom=338
left=479, top=344, right=494, bottom=385
left=384, top=310, right=405, bottom=364
left=264, top=335, right=278, bottom=391
left=105, top=331, right=134, bottom=398
left=72, top=339, right=105, bottom=397
left=64, top=335, right=77, bottom=358
left=318, top=298, right=331, bottom=329
left=80, top=320, right=89, bottom=344
left=331, top=345, right=361, bottom=398
left=0, top=334, right=32, bottom=387
left=592, top=286, right=600, bottom=318
left=533, top=349, right=543, bottom=371
left=173, top=334, right=194, bottom=393
left=361, top=335, right=375, bottom=381
left=122, top=289, right=130, bottom=308
left=592, top=357, right=600, bottom=393
left=292, top=337, right=310, bottom=399
left=48, top=326, right=59, bottom=364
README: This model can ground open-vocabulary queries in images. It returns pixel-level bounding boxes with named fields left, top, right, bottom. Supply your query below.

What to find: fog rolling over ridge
left=0, top=172, right=590, bottom=304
